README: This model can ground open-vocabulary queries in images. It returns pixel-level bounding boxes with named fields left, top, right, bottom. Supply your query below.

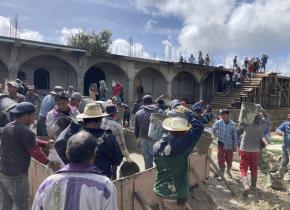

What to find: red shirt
left=113, top=84, right=123, bottom=96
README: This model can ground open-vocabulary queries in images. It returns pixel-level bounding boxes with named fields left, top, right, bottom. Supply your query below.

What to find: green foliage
left=68, top=30, right=112, bottom=55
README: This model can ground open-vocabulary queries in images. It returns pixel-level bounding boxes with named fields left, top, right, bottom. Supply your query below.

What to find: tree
left=68, top=30, right=112, bottom=55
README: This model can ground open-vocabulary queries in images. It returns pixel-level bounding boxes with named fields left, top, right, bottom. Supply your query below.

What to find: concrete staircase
left=209, top=73, right=265, bottom=109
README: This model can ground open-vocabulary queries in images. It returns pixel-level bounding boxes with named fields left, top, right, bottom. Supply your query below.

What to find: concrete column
left=167, top=81, right=172, bottom=97
left=128, top=78, right=134, bottom=106
left=199, top=83, right=203, bottom=100
left=77, top=70, right=84, bottom=94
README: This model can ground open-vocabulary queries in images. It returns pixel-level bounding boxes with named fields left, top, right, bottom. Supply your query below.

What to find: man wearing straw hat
left=153, top=106, right=204, bottom=210
left=55, top=103, right=123, bottom=179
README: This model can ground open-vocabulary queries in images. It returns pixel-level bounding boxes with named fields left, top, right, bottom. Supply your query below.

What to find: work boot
left=226, top=168, right=232, bottom=178
left=250, top=176, right=257, bottom=191
left=241, top=176, right=250, bottom=197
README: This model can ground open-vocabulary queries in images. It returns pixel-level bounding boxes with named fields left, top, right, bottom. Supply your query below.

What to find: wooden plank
left=133, top=168, right=157, bottom=210
left=114, top=180, right=122, bottom=210
left=121, top=176, right=135, bottom=210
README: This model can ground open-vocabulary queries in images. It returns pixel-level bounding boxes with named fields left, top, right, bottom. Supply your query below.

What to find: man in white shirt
left=32, top=130, right=118, bottom=210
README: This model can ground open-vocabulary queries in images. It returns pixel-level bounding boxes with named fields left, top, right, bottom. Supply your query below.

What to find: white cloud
left=133, top=0, right=290, bottom=75
left=0, top=16, right=44, bottom=41
left=109, top=38, right=151, bottom=59
left=60, top=27, right=83, bottom=44
left=19, top=30, right=43, bottom=41
left=0, top=16, right=11, bottom=37
left=144, top=19, right=157, bottom=32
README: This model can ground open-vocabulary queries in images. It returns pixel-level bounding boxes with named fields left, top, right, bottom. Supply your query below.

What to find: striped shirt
left=212, top=119, right=238, bottom=150
left=32, top=163, right=118, bottom=210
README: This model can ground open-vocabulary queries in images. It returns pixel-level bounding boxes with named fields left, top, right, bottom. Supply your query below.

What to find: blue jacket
left=135, top=104, right=161, bottom=139
left=153, top=112, right=204, bottom=157
left=276, top=121, right=290, bottom=148
left=55, top=121, right=123, bottom=179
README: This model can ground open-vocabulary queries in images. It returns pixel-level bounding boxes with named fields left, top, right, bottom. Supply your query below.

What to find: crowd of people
left=179, top=51, right=211, bottom=66
left=0, top=78, right=289, bottom=210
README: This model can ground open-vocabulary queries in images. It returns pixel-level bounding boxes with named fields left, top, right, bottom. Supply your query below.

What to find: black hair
left=14, top=111, right=35, bottom=119
left=66, top=131, right=97, bottom=163
left=83, top=118, right=103, bottom=125
left=55, top=94, right=68, bottom=102
left=143, top=98, right=153, bottom=105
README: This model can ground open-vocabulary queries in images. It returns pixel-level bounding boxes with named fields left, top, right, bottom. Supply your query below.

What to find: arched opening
left=84, top=66, right=106, bottom=97
left=19, top=55, right=77, bottom=94
left=172, top=72, right=197, bottom=103
left=84, top=62, right=129, bottom=102
left=34, top=69, right=50, bottom=90
left=0, top=60, right=8, bottom=88
left=134, top=68, right=167, bottom=100
left=17, top=71, right=26, bottom=82
left=202, top=73, right=214, bottom=101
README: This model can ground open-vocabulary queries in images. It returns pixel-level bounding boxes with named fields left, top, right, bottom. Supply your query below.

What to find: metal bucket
left=119, top=161, right=140, bottom=178
left=148, top=113, right=168, bottom=141
left=239, top=102, right=257, bottom=125
left=193, top=130, right=213, bottom=154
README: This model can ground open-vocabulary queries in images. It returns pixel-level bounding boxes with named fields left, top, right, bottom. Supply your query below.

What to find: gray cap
left=10, top=102, right=35, bottom=114
left=50, top=86, right=64, bottom=95
left=70, top=92, right=82, bottom=101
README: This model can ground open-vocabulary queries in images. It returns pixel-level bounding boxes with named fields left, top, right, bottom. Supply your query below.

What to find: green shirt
left=153, top=146, right=193, bottom=200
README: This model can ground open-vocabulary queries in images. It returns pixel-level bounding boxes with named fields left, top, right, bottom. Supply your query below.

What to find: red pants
left=239, top=150, right=259, bottom=177
left=217, top=145, right=234, bottom=169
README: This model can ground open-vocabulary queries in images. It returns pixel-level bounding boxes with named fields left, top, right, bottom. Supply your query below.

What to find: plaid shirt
left=101, top=117, right=126, bottom=151
left=212, top=119, right=238, bottom=150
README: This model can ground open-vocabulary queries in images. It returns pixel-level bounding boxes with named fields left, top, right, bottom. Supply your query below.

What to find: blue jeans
left=140, top=137, right=154, bottom=169
left=0, top=173, right=29, bottom=210
left=281, top=145, right=289, bottom=167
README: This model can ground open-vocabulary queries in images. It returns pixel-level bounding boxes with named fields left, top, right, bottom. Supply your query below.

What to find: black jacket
left=55, top=121, right=123, bottom=179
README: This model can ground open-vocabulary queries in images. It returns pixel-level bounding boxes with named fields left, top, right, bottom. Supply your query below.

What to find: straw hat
left=162, top=117, right=192, bottom=132
left=77, top=103, right=109, bottom=119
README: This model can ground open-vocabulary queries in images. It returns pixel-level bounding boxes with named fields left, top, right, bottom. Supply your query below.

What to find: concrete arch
left=134, top=67, right=167, bottom=100
left=171, top=71, right=198, bottom=103
left=19, top=55, right=77, bottom=94
left=19, top=52, right=78, bottom=73
left=84, top=62, right=129, bottom=102
left=134, top=66, right=167, bottom=82
left=202, top=73, right=215, bottom=101
left=0, top=59, right=9, bottom=88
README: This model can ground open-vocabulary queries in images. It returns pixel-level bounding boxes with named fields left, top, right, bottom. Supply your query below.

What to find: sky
left=0, top=0, right=290, bottom=75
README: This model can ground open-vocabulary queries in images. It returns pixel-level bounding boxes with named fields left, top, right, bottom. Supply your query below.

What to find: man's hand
left=47, top=161, right=62, bottom=172
left=47, top=139, right=55, bottom=149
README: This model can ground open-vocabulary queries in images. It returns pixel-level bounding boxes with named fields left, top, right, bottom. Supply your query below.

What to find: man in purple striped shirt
left=32, top=130, right=118, bottom=210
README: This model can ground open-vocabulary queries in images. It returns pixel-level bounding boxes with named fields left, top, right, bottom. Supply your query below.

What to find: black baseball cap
left=10, top=102, right=35, bottom=114
left=219, top=109, right=230, bottom=115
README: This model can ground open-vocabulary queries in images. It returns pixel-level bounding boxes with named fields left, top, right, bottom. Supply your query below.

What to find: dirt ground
left=187, top=162, right=290, bottom=210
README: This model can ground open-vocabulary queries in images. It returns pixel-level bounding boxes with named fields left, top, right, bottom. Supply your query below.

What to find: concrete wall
left=0, top=40, right=230, bottom=105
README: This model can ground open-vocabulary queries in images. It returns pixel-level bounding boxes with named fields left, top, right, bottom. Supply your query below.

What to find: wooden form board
left=113, top=151, right=211, bottom=210
left=28, top=151, right=211, bottom=210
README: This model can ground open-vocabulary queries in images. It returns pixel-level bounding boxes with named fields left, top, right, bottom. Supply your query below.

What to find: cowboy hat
left=77, top=103, right=109, bottom=119
left=162, top=117, right=192, bottom=132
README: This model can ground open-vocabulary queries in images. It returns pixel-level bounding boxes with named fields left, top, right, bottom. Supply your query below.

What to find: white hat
left=162, top=117, right=192, bottom=132
left=77, top=103, right=109, bottom=119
